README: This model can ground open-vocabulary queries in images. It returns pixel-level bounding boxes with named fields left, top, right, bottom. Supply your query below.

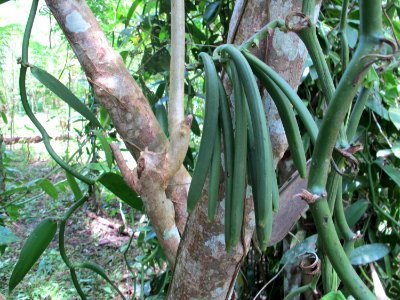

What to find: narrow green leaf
left=0, top=226, right=18, bottom=246
left=125, top=0, right=140, bottom=28
left=65, top=171, right=83, bottom=201
left=376, top=162, right=400, bottom=187
left=1, top=111, right=7, bottom=124
left=98, top=172, right=143, bottom=211
left=77, top=261, right=125, bottom=299
left=350, top=243, right=390, bottom=265
left=388, top=107, right=400, bottom=130
left=281, top=234, right=317, bottom=265
left=0, top=0, right=10, bottom=4
left=191, top=116, right=201, bottom=136
left=38, top=178, right=58, bottom=200
left=155, top=104, right=169, bottom=136
left=9, top=218, right=57, bottom=292
left=30, top=66, right=102, bottom=127
left=345, top=199, right=369, bottom=228
left=203, top=1, right=221, bottom=25
left=95, top=130, right=113, bottom=169
left=321, top=291, right=346, bottom=300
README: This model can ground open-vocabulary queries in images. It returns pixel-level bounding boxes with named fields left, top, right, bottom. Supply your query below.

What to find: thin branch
left=167, top=0, right=191, bottom=178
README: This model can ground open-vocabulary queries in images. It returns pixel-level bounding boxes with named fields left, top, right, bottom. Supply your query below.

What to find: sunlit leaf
left=1, top=111, right=7, bottom=124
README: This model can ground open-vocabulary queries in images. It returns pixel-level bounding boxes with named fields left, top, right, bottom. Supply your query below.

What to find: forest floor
left=0, top=141, right=165, bottom=299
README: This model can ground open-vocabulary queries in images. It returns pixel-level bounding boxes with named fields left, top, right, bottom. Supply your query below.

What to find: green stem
left=59, top=195, right=89, bottom=268
left=239, top=20, right=285, bottom=50
left=283, top=273, right=320, bottom=300
left=302, top=0, right=316, bottom=17
left=334, top=176, right=356, bottom=255
left=20, top=0, right=93, bottom=185
left=339, top=0, right=350, bottom=72
left=346, top=87, right=370, bottom=141
left=70, top=268, right=87, bottom=300
left=297, top=25, right=335, bottom=105
left=305, top=1, right=383, bottom=298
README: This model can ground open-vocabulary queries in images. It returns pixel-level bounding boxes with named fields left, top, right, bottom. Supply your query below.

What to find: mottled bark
left=169, top=0, right=320, bottom=299
left=44, top=0, right=191, bottom=265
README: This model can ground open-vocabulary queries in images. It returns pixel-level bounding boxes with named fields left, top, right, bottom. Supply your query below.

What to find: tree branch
left=167, top=0, right=191, bottom=178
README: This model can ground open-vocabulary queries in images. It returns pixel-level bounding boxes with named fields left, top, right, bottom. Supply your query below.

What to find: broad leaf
left=38, top=179, right=58, bottom=200
left=375, top=162, right=400, bottom=187
left=30, top=66, right=102, bottom=128
left=350, top=243, right=390, bottom=265
left=66, top=171, right=83, bottom=201
left=388, top=107, right=400, bottom=130
left=9, top=218, right=57, bottom=292
left=98, top=172, right=143, bottom=210
left=203, top=1, right=221, bottom=25
left=281, top=234, right=317, bottom=265
left=345, top=199, right=369, bottom=228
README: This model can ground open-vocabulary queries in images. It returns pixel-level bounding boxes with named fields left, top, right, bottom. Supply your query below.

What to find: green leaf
left=95, top=130, right=113, bottom=169
left=38, top=179, right=58, bottom=200
left=98, top=172, right=143, bottom=210
left=376, top=162, right=400, bottom=187
left=350, top=243, right=390, bottom=265
left=388, top=107, right=400, bottom=130
left=1, top=111, right=7, bottom=124
left=0, top=186, right=28, bottom=197
left=191, top=116, right=201, bottom=136
left=77, top=261, right=125, bottom=298
left=0, top=226, right=18, bottom=246
left=9, top=218, right=57, bottom=292
left=125, top=0, right=141, bottom=27
left=30, top=66, right=102, bottom=128
left=0, top=0, right=10, bottom=4
left=366, top=93, right=390, bottom=120
left=155, top=104, right=169, bottom=136
left=346, top=26, right=358, bottom=48
left=345, top=199, right=369, bottom=228
left=321, top=291, right=346, bottom=300
left=281, top=234, right=317, bottom=265
left=203, top=1, right=221, bottom=25
left=66, top=171, right=83, bottom=201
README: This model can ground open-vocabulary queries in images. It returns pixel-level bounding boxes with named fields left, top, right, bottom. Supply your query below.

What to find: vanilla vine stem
left=306, top=0, right=384, bottom=299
